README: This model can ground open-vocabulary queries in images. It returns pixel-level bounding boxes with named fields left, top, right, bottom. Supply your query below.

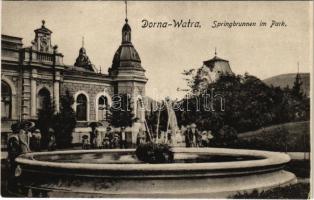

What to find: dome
left=111, top=19, right=143, bottom=70
left=112, top=43, right=141, bottom=68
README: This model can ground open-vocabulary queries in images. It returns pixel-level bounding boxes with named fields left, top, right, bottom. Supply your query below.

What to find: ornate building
left=1, top=19, right=148, bottom=141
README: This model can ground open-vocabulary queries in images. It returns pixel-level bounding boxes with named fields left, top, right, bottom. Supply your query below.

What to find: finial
left=214, top=47, right=217, bottom=56
left=82, top=36, right=84, bottom=47
left=99, top=67, right=102, bottom=74
left=42, top=20, right=45, bottom=27
left=125, top=0, right=128, bottom=22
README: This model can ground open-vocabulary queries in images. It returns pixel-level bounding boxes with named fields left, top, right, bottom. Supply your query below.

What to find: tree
left=53, top=90, right=76, bottom=148
left=177, top=70, right=310, bottom=135
left=291, top=73, right=304, bottom=100
left=37, top=94, right=54, bottom=148
left=109, top=93, right=134, bottom=127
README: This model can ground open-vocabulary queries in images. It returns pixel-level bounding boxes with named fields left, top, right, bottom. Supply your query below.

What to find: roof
left=204, top=55, right=229, bottom=64
left=112, top=43, right=141, bottom=68
left=34, top=20, right=52, bottom=34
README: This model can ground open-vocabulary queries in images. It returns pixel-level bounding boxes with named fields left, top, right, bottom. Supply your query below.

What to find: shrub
left=135, top=142, right=174, bottom=163
left=53, top=90, right=76, bottom=148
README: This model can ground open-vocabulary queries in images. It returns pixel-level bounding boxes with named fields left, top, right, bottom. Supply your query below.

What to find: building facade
left=1, top=19, right=148, bottom=136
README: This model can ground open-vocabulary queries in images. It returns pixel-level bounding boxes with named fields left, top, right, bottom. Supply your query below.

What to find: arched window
left=98, top=96, right=109, bottom=121
left=37, top=88, right=51, bottom=112
left=76, top=94, right=87, bottom=121
left=1, top=81, right=11, bottom=119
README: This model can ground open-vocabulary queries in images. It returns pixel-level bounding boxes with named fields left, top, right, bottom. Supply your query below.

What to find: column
left=31, top=69, right=37, bottom=117
left=54, top=71, right=60, bottom=113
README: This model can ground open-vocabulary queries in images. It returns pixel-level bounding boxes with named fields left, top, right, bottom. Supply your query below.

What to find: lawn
left=233, top=121, right=310, bottom=152
left=231, top=183, right=310, bottom=199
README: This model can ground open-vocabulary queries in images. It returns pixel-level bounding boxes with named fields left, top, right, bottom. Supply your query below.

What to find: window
left=37, top=88, right=51, bottom=112
left=76, top=94, right=87, bottom=121
left=1, top=81, right=11, bottom=119
left=98, top=96, right=109, bottom=121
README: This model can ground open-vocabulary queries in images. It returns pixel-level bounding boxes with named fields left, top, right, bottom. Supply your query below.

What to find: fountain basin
left=11, top=148, right=296, bottom=198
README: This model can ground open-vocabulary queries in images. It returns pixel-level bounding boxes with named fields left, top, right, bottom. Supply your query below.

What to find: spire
left=215, top=47, right=217, bottom=56
left=125, top=0, right=128, bottom=21
left=42, top=20, right=46, bottom=28
left=122, top=1, right=131, bottom=44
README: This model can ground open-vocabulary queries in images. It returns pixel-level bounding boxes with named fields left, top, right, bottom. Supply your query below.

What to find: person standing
left=90, top=126, right=96, bottom=148
left=102, top=133, right=110, bottom=149
left=184, top=125, right=192, bottom=147
left=137, top=128, right=145, bottom=146
left=18, top=128, right=31, bottom=154
left=47, top=128, right=56, bottom=151
left=120, top=126, right=127, bottom=149
left=190, top=123, right=199, bottom=147
left=82, top=135, right=89, bottom=149
left=32, top=129, right=42, bottom=151
left=94, top=127, right=102, bottom=148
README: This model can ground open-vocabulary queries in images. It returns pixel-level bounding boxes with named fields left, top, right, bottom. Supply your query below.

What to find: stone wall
left=61, top=81, right=113, bottom=121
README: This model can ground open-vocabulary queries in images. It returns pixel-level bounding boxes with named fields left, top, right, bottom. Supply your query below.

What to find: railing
left=36, top=52, right=54, bottom=62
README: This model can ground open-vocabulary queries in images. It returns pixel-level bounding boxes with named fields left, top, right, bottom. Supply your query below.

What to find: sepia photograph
left=0, top=1, right=313, bottom=199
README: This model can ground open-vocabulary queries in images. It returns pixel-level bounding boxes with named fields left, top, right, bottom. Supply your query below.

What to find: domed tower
left=74, top=37, right=96, bottom=72
left=108, top=18, right=148, bottom=122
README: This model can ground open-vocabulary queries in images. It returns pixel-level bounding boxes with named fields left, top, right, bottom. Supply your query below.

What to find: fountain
left=9, top=99, right=296, bottom=198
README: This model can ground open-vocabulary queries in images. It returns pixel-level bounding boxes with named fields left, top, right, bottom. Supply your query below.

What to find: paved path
left=287, top=152, right=310, bottom=160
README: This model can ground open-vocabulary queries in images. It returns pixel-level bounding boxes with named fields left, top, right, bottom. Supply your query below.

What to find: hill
left=236, top=121, right=310, bottom=152
left=263, top=73, right=310, bottom=96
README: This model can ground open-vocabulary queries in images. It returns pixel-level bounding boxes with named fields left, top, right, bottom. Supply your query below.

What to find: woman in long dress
left=94, top=128, right=102, bottom=148
left=18, top=129, right=31, bottom=154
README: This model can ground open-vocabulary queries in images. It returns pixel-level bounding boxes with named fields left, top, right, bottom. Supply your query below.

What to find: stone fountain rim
left=15, top=147, right=291, bottom=171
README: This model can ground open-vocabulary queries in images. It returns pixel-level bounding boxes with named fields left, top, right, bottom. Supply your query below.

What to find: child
left=82, top=135, right=89, bottom=149
left=102, top=135, right=110, bottom=149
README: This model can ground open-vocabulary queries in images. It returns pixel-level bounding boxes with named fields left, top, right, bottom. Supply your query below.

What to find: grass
left=234, top=121, right=310, bottom=152
left=238, top=121, right=310, bottom=139
left=231, top=183, right=310, bottom=199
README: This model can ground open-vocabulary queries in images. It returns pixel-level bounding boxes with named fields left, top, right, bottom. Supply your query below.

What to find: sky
left=2, top=1, right=313, bottom=100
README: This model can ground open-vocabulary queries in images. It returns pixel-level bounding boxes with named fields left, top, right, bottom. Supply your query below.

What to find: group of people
left=153, top=124, right=214, bottom=147
left=183, top=123, right=214, bottom=147
left=82, top=126, right=129, bottom=149
left=8, top=122, right=57, bottom=159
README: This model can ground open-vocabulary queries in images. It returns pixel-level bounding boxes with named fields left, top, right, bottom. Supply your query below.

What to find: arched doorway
left=76, top=94, right=87, bottom=121
left=37, top=88, right=51, bottom=112
left=97, top=96, right=109, bottom=121
left=1, top=81, right=11, bottom=119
